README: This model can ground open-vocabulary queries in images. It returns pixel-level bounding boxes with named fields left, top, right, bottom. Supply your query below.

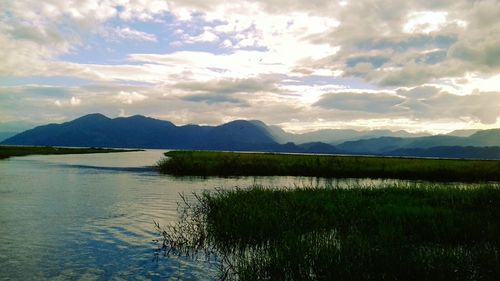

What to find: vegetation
left=0, top=145, right=139, bottom=159
left=157, top=150, right=500, bottom=181
left=158, top=183, right=500, bottom=281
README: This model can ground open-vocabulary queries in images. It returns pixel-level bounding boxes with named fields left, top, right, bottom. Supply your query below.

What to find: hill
left=1, top=114, right=338, bottom=154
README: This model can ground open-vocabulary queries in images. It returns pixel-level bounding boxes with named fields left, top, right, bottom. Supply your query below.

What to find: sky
left=0, top=0, right=499, bottom=134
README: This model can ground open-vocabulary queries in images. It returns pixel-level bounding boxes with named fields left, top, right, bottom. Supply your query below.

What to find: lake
left=0, top=150, right=389, bottom=280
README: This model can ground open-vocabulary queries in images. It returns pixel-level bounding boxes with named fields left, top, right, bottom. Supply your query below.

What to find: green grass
left=157, top=150, right=500, bottom=181
left=158, top=184, right=500, bottom=281
left=0, top=145, right=140, bottom=159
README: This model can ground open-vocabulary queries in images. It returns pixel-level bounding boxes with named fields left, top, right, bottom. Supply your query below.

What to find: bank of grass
left=157, top=150, right=500, bottom=181
left=159, top=184, right=500, bottom=281
left=0, top=145, right=139, bottom=159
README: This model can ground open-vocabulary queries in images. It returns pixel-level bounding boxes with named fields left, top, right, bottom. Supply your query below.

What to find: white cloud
left=221, top=39, right=233, bottom=48
left=102, top=27, right=157, bottom=42
left=70, top=96, right=81, bottom=106
left=115, top=91, right=148, bottom=104
left=187, top=30, right=219, bottom=43
left=403, top=11, right=449, bottom=34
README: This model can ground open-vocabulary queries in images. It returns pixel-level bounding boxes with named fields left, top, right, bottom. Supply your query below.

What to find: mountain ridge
left=3, top=113, right=500, bottom=160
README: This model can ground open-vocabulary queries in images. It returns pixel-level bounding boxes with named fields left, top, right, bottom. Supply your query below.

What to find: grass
left=157, top=150, right=500, bottom=182
left=158, top=183, right=500, bottom=281
left=0, top=145, right=140, bottom=159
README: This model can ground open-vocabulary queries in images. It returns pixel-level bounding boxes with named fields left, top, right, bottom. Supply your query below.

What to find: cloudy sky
left=1, top=0, right=499, bottom=133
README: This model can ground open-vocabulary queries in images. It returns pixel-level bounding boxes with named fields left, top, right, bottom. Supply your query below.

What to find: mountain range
left=2, top=113, right=500, bottom=159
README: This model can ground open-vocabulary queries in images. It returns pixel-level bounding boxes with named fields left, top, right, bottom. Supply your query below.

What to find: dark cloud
left=396, top=85, right=441, bottom=99
left=181, top=93, right=248, bottom=105
left=175, top=76, right=279, bottom=105
left=174, top=77, right=280, bottom=95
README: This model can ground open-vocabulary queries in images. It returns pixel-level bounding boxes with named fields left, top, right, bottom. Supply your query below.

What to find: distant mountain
left=446, top=129, right=479, bottom=137
left=467, top=129, right=500, bottom=146
left=265, top=127, right=430, bottom=145
left=4, top=113, right=500, bottom=160
left=335, top=130, right=500, bottom=155
left=387, top=146, right=500, bottom=160
left=336, top=137, right=413, bottom=154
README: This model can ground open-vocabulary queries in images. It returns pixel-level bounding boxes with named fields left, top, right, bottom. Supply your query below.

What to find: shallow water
left=1, top=150, right=398, bottom=280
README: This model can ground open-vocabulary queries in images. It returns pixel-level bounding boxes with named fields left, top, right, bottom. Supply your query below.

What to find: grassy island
left=0, top=145, right=140, bottom=159
left=159, top=184, right=500, bottom=281
left=157, top=150, right=500, bottom=181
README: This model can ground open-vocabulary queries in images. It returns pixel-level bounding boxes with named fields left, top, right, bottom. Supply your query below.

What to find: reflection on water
left=0, top=150, right=409, bottom=280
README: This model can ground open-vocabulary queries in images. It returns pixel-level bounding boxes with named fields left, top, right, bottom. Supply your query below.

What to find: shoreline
left=0, top=145, right=142, bottom=159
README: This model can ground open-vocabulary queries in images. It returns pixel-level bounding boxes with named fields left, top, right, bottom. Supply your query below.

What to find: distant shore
left=157, top=150, right=500, bottom=181
left=0, top=145, right=141, bottom=159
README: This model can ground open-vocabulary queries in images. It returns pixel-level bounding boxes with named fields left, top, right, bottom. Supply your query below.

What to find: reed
left=157, top=150, right=500, bottom=181
left=158, top=183, right=500, bottom=280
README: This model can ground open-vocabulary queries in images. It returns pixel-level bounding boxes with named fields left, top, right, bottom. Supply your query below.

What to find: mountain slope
left=2, top=114, right=287, bottom=151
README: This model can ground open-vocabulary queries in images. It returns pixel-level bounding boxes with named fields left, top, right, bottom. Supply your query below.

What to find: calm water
left=0, top=150, right=385, bottom=280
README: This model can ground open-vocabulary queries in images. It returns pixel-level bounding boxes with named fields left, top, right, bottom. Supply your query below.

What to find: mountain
left=2, top=114, right=273, bottom=150
left=3, top=114, right=176, bottom=148
left=387, top=146, right=500, bottom=159
left=1, top=114, right=339, bottom=154
left=266, top=127, right=430, bottom=145
left=335, top=130, right=500, bottom=155
left=446, top=129, right=478, bottom=137
left=336, top=137, right=413, bottom=154
left=467, top=129, right=500, bottom=146
left=4, top=113, right=500, bottom=159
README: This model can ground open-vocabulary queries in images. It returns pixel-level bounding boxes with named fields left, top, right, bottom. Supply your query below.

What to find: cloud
left=174, top=77, right=280, bottom=94
left=70, top=96, right=81, bottom=106
left=186, top=29, right=219, bottom=43
left=115, top=91, right=148, bottom=104
left=181, top=93, right=245, bottom=105
left=0, top=85, right=73, bottom=97
left=0, top=0, right=168, bottom=75
left=399, top=89, right=500, bottom=124
left=311, top=0, right=500, bottom=85
left=314, top=91, right=405, bottom=113
left=175, top=77, right=280, bottom=105
left=312, top=85, right=500, bottom=127
left=101, top=27, right=157, bottom=42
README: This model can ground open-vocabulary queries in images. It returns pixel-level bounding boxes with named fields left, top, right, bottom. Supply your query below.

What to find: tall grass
left=157, top=150, right=500, bottom=181
left=158, top=183, right=500, bottom=280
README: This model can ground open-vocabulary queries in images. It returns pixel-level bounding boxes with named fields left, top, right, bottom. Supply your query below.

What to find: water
left=0, top=150, right=384, bottom=280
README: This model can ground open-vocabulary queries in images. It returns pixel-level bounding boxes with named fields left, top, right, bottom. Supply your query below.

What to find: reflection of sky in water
left=0, top=151, right=418, bottom=280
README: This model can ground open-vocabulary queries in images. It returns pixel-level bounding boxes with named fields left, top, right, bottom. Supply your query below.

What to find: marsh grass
left=157, top=150, right=500, bottom=181
left=0, top=145, right=139, bottom=159
left=158, top=184, right=500, bottom=280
